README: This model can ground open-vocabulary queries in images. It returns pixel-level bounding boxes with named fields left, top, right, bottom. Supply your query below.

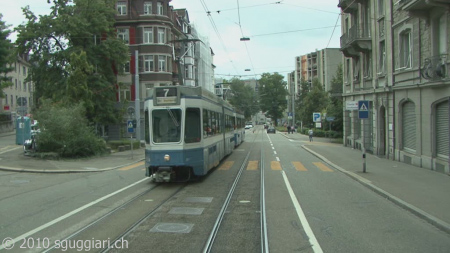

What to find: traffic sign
left=313, top=112, right=321, bottom=122
left=358, top=100, right=369, bottom=119
left=127, top=120, right=134, bottom=133
left=326, top=116, right=335, bottom=122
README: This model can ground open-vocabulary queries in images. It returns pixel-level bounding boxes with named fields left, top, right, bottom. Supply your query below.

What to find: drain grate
left=149, top=223, right=194, bottom=233
left=183, top=197, right=213, bottom=203
left=169, top=207, right=204, bottom=215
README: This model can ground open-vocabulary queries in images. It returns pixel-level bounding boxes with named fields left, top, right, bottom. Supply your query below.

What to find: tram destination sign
left=154, top=87, right=180, bottom=105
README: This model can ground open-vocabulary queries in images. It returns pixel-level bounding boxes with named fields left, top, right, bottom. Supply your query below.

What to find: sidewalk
left=281, top=132, right=450, bottom=235
left=0, top=147, right=144, bottom=173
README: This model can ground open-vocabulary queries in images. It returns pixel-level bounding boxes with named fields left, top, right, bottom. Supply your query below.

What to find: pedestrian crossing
left=218, top=161, right=334, bottom=172
left=119, top=160, right=334, bottom=172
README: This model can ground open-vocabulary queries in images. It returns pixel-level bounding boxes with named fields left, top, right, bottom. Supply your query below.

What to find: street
left=0, top=128, right=449, bottom=252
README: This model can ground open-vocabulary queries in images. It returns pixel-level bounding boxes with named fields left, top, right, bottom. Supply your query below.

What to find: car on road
left=267, top=127, right=276, bottom=134
left=245, top=124, right=252, bottom=129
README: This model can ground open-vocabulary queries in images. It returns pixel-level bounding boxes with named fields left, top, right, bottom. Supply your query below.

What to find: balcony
left=403, top=0, right=450, bottom=20
left=340, top=26, right=371, bottom=57
left=338, top=0, right=367, bottom=13
left=421, top=54, right=448, bottom=81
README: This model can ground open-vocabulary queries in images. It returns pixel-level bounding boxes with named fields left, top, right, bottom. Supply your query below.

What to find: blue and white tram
left=144, top=86, right=243, bottom=182
left=234, top=112, right=245, bottom=147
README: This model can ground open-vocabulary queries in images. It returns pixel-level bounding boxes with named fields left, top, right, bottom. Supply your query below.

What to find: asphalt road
left=1, top=129, right=449, bottom=252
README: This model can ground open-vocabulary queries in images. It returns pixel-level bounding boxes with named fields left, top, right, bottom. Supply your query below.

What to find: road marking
left=313, top=162, right=333, bottom=172
left=119, top=161, right=145, bottom=171
left=247, top=161, right=258, bottom=170
left=0, top=146, right=21, bottom=155
left=0, top=177, right=150, bottom=251
left=292, top=162, right=308, bottom=171
left=281, top=171, right=323, bottom=253
left=271, top=161, right=282, bottom=170
left=219, top=161, right=234, bottom=170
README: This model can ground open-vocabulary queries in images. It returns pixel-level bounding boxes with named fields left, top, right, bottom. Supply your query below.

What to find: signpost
left=358, top=100, right=369, bottom=173
left=127, top=120, right=134, bottom=159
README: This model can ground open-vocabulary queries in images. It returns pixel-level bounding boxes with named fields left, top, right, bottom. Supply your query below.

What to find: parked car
left=267, top=127, right=276, bottom=134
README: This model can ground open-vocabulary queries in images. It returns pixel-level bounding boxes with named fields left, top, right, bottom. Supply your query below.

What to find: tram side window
left=152, top=109, right=181, bottom=143
left=203, top=109, right=209, bottom=138
left=185, top=108, right=201, bottom=143
left=145, top=109, right=150, bottom=144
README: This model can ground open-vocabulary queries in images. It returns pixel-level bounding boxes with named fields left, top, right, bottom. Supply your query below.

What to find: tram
left=144, top=86, right=245, bottom=182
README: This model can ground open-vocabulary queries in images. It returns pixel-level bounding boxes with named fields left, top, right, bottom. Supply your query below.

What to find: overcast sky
left=2, top=0, right=341, bottom=80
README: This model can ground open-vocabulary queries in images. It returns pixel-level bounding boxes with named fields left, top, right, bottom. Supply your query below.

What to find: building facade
left=338, top=0, right=449, bottom=174
left=112, top=0, right=214, bottom=139
left=0, top=54, right=34, bottom=132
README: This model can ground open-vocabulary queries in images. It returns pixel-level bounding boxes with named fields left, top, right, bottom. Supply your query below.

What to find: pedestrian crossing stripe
left=119, top=161, right=145, bottom=171
left=219, top=161, right=234, bottom=170
left=313, top=162, right=333, bottom=172
left=271, top=161, right=282, bottom=170
left=247, top=161, right=258, bottom=170
left=292, top=162, right=307, bottom=171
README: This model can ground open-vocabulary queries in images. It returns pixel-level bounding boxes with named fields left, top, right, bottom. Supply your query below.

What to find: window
left=158, top=56, right=167, bottom=72
left=145, top=109, right=150, bottom=144
left=399, top=30, right=411, bottom=69
left=11, top=95, right=13, bottom=106
left=143, top=2, right=152, bottom=15
left=144, top=55, right=154, bottom=72
left=19, top=81, right=21, bottom=91
left=402, top=101, right=416, bottom=151
left=5, top=94, right=7, bottom=104
left=120, top=88, right=131, bottom=101
left=353, top=57, right=360, bottom=82
left=152, top=109, right=181, bottom=143
left=15, top=79, right=17, bottom=90
left=363, top=53, right=372, bottom=78
left=378, top=0, right=384, bottom=17
left=378, top=40, right=386, bottom=74
left=143, top=27, right=153, bottom=44
left=23, top=66, right=26, bottom=76
left=117, top=1, right=127, bottom=15
left=157, top=28, right=165, bottom=44
left=157, top=2, right=164, bottom=15
left=346, top=58, right=351, bottom=84
left=123, top=62, right=130, bottom=73
left=185, top=108, right=201, bottom=143
left=117, top=28, right=129, bottom=44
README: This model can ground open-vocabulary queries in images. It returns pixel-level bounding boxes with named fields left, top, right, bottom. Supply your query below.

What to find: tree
left=327, top=64, right=343, bottom=132
left=14, top=0, right=129, bottom=125
left=0, top=14, right=14, bottom=98
left=227, top=77, right=259, bottom=120
left=258, top=72, right=288, bottom=126
left=299, top=78, right=328, bottom=128
left=295, top=78, right=310, bottom=125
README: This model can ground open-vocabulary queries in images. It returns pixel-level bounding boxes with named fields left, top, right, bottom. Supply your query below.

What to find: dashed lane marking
left=313, top=162, right=334, bottom=172
left=119, top=161, right=145, bottom=171
left=292, top=162, right=308, bottom=171
left=218, top=161, right=234, bottom=170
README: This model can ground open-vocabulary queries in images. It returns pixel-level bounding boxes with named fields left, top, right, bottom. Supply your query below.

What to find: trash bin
left=16, top=116, right=31, bottom=145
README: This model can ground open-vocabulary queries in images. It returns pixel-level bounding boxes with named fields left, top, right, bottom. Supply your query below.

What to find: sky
left=2, top=0, right=342, bottom=80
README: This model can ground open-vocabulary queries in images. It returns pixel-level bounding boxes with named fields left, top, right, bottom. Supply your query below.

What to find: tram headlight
left=164, top=154, right=170, bottom=161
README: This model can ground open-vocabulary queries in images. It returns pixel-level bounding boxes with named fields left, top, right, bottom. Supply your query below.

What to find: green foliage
left=227, top=78, right=259, bottom=120
left=301, top=128, right=343, bottom=139
left=258, top=72, right=288, bottom=126
left=34, top=100, right=107, bottom=158
left=327, top=64, right=344, bottom=132
left=107, top=139, right=141, bottom=150
left=0, top=14, right=14, bottom=98
left=14, top=0, right=129, bottom=125
left=298, top=78, right=329, bottom=128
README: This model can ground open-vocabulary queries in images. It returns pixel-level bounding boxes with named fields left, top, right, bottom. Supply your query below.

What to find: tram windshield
left=152, top=109, right=182, bottom=143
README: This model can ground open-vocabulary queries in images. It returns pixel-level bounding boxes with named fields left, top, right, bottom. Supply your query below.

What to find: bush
left=302, top=128, right=343, bottom=139
left=108, top=139, right=141, bottom=150
left=34, top=100, right=108, bottom=158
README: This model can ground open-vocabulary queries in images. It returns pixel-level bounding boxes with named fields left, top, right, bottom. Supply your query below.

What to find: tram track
left=43, top=181, right=187, bottom=253
left=203, top=128, right=269, bottom=253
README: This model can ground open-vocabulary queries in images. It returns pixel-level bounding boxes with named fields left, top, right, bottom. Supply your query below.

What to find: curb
left=301, top=144, right=450, bottom=235
left=0, top=158, right=145, bottom=173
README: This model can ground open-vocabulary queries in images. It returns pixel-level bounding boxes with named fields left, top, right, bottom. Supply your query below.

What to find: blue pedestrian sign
left=127, top=120, right=134, bottom=133
left=358, top=100, right=369, bottom=119
left=313, top=112, right=321, bottom=122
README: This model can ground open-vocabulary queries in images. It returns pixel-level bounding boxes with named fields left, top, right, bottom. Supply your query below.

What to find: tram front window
left=152, top=109, right=182, bottom=143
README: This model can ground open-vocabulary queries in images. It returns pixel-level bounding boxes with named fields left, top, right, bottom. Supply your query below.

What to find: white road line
left=281, top=171, right=323, bottom=253
left=0, top=177, right=150, bottom=250
left=0, top=147, right=21, bottom=155
left=274, top=151, right=277, bottom=155
left=276, top=157, right=280, bottom=162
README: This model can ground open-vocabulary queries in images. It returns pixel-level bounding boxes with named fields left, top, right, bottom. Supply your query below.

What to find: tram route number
left=155, top=87, right=178, bottom=105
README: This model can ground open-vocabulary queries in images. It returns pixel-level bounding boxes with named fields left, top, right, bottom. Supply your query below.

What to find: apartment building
left=0, top=54, right=34, bottom=132
left=338, top=0, right=449, bottom=174
left=112, top=0, right=214, bottom=139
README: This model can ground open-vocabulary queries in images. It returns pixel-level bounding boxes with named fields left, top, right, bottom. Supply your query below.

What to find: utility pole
left=135, top=50, right=140, bottom=141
